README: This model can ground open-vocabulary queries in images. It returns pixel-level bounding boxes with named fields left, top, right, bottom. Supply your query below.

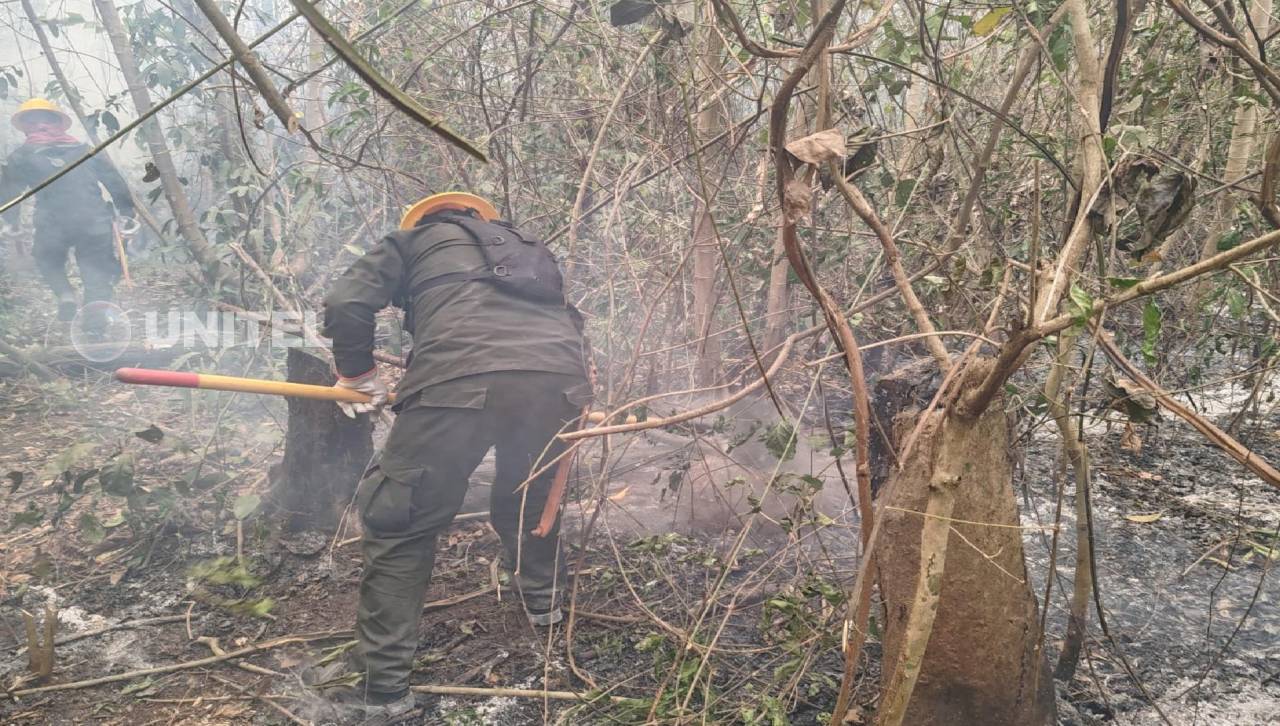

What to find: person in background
left=0, top=98, right=135, bottom=321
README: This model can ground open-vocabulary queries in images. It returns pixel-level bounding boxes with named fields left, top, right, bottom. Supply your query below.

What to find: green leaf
left=99, top=453, right=136, bottom=497
left=1068, top=284, right=1094, bottom=325
left=1216, top=228, right=1243, bottom=251
left=79, top=512, right=106, bottom=545
left=972, top=7, right=1011, bottom=36
left=1142, top=301, right=1162, bottom=365
left=760, top=420, right=798, bottom=462
left=246, top=597, right=275, bottom=617
left=102, top=512, right=126, bottom=528
left=1226, top=288, right=1246, bottom=319
left=11, top=501, right=44, bottom=530
left=233, top=493, right=262, bottom=520
left=636, top=633, right=665, bottom=652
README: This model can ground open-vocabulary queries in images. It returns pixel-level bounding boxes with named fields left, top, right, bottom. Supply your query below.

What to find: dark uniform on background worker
left=0, top=98, right=135, bottom=321
left=318, top=192, right=589, bottom=723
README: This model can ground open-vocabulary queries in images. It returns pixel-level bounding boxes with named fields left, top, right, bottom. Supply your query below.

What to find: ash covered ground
left=0, top=265, right=1276, bottom=724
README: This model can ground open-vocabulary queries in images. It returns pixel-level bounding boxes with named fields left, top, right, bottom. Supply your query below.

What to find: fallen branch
left=1095, top=331, right=1280, bottom=489
left=210, top=674, right=308, bottom=726
left=14, top=614, right=185, bottom=656
left=423, top=585, right=494, bottom=612
left=410, top=684, right=631, bottom=702
left=197, top=636, right=283, bottom=677
left=0, top=338, right=56, bottom=380
left=2, top=631, right=348, bottom=700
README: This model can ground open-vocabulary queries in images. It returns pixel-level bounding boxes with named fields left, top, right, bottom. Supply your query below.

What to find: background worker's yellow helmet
left=12, top=98, right=72, bottom=132
left=400, top=192, right=498, bottom=230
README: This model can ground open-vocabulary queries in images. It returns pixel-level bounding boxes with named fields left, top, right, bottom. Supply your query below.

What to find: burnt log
left=270, top=348, right=373, bottom=531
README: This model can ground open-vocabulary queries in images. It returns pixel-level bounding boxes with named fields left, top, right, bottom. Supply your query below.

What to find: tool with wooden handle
left=113, top=368, right=635, bottom=423
left=114, top=367, right=398, bottom=404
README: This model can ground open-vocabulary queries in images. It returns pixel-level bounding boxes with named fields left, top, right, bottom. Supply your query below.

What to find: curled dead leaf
left=785, top=128, right=846, bottom=165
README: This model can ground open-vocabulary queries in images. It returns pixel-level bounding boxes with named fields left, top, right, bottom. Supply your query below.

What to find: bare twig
left=3, top=631, right=347, bottom=699
left=286, top=0, right=486, bottom=161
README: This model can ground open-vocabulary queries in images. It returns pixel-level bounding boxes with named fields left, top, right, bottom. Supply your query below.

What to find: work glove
left=334, top=367, right=389, bottom=418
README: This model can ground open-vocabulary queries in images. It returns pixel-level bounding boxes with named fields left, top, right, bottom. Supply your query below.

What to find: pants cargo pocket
left=357, top=468, right=414, bottom=535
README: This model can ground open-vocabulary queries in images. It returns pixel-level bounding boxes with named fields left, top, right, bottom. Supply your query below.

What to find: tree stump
left=874, top=361, right=1056, bottom=725
left=270, top=348, right=374, bottom=532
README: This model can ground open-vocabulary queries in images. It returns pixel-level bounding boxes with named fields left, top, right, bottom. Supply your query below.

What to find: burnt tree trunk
left=873, top=362, right=1056, bottom=725
left=271, top=349, right=373, bottom=531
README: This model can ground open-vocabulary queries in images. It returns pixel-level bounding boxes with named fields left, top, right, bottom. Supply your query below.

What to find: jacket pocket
left=357, top=467, right=415, bottom=535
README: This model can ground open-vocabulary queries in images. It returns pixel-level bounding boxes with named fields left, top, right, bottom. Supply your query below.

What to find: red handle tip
left=114, top=368, right=201, bottom=389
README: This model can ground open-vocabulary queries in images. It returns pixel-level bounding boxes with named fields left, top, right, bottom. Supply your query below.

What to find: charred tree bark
left=270, top=349, right=373, bottom=531
left=875, top=383, right=1056, bottom=725
left=93, top=0, right=228, bottom=284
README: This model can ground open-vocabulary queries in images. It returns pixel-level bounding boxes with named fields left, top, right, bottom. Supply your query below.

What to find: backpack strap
left=406, top=211, right=507, bottom=298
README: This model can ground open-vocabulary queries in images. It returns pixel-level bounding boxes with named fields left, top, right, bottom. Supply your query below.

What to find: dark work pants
left=354, top=371, right=587, bottom=695
left=33, top=221, right=119, bottom=303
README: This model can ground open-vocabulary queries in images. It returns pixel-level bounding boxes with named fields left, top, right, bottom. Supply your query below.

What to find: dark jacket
left=323, top=216, right=585, bottom=402
left=0, top=141, right=133, bottom=231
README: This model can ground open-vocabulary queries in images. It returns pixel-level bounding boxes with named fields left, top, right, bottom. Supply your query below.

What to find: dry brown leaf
left=783, top=178, right=812, bottom=224
left=785, top=128, right=846, bottom=165
left=1120, top=425, right=1143, bottom=454
left=1124, top=511, right=1164, bottom=523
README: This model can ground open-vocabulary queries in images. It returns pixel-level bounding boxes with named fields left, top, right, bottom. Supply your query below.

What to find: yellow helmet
left=12, top=98, right=72, bottom=132
left=400, top=192, right=499, bottom=230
